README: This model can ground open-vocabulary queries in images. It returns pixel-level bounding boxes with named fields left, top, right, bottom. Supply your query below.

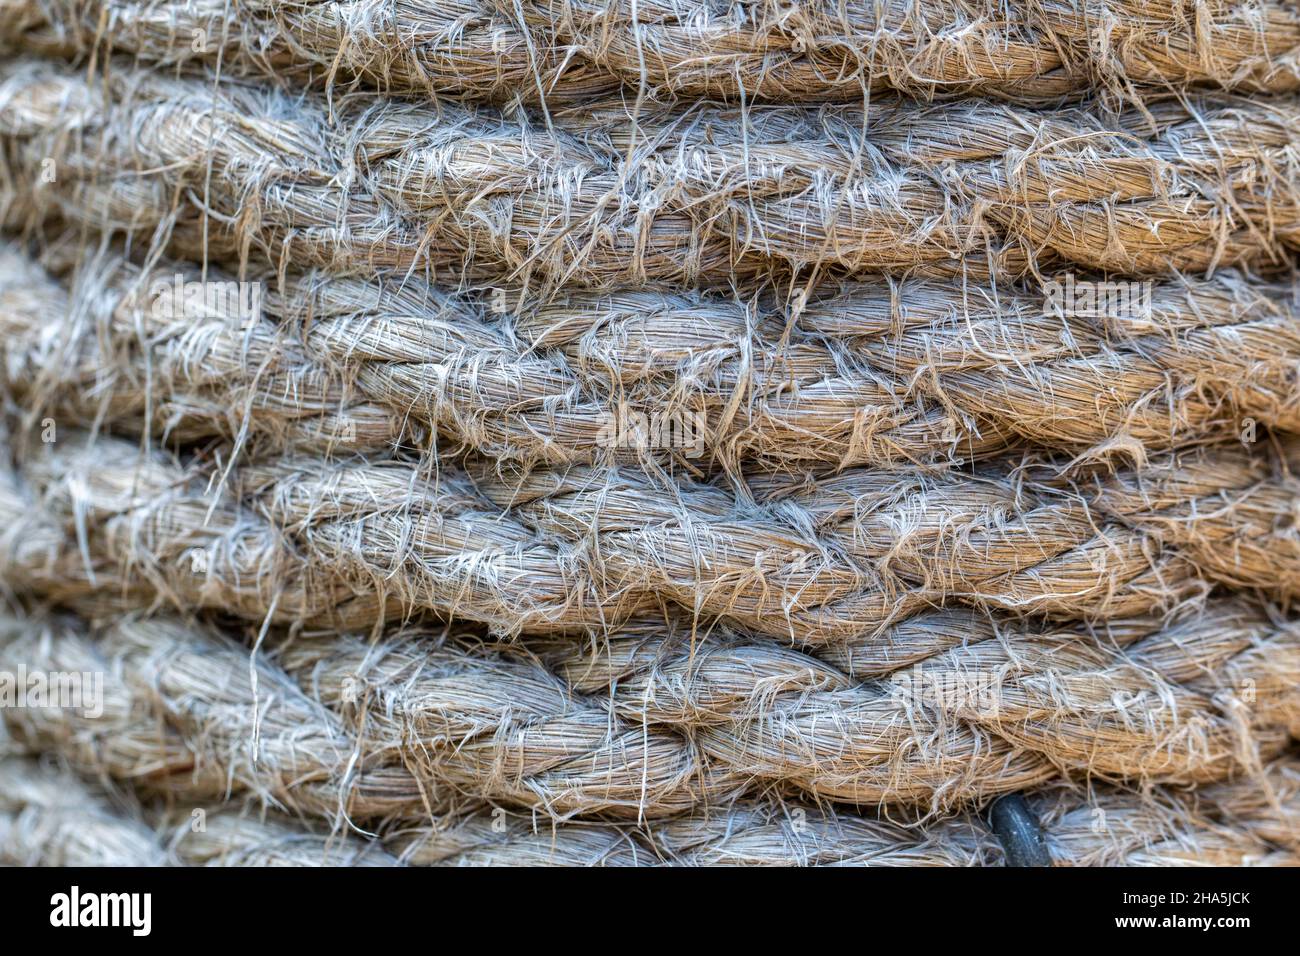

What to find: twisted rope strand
left=0, top=748, right=168, bottom=865
left=4, top=239, right=1298, bottom=475
left=3, top=428, right=1298, bottom=640
left=393, top=761, right=1300, bottom=865
left=2, top=588, right=1294, bottom=814
left=2, top=0, right=1297, bottom=104
left=3, top=57, right=1298, bottom=290
left=0, top=611, right=435, bottom=822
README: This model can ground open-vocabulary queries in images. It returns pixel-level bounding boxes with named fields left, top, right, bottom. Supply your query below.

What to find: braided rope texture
left=2, top=0, right=1298, bottom=103
left=0, top=1, right=1298, bottom=866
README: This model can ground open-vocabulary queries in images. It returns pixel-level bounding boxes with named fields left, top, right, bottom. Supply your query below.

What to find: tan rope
left=1, top=1, right=1296, bottom=104
left=3, top=58, right=1298, bottom=290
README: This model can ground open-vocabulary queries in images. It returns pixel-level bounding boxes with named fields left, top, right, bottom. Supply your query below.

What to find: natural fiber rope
left=3, top=429, right=1298, bottom=642
left=165, top=808, right=399, bottom=866
left=0, top=750, right=167, bottom=865
left=389, top=799, right=994, bottom=866
left=4, top=240, right=1299, bottom=473
left=0, top=0, right=1296, bottom=868
left=7, top=744, right=1295, bottom=866
left=510, top=0, right=1300, bottom=102
left=0, top=243, right=413, bottom=458
left=2, top=568, right=1296, bottom=816
left=2, top=603, right=1296, bottom=860
left=262, top=438, right=1300, bottom=637
left=394, top=762, right=1300, bottom=865
left=2, top=1, right=1297, bottom=104
left=282, top=604, right=1298, bottom=809
left=0, top=430, right=392, bottom=629
left=0, top=735, right=400, bottom=864
left=0, top=612, right=437, bottom=823
left=3, top=57, right=1299, bottom=289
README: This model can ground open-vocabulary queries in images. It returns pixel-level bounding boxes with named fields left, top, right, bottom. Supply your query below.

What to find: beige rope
left=3, top=58, right=1298, bottom=290
left=3, top=241, right=1297, bottom=474
left=1, top=1, right=1296, bottom=104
